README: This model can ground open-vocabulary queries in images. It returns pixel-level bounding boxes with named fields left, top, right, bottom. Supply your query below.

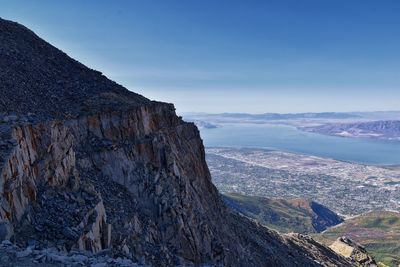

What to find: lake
left=199, top=123, right=400, bottom=165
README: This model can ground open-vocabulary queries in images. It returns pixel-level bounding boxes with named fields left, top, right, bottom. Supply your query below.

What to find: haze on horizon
left=1, top=0, right=400, bottom=114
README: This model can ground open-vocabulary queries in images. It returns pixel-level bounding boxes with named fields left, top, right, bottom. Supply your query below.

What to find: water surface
left=200, top=123, right=400, bottom=165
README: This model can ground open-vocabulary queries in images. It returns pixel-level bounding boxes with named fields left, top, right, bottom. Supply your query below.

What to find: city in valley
left=206, top=147, right=400, bottom=216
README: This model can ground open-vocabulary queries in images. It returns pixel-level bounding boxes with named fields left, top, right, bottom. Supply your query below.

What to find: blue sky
left=1, top=0, right=400, bottom=113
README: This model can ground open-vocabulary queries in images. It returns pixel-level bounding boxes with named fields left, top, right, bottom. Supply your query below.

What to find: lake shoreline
left=200, top=123, right=400, bottom=165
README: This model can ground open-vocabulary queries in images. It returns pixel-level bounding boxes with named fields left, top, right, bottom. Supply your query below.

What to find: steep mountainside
left=0, top=18, right=352, bottom=266
left=316, top=211, right=400, bottom=266
left=0, top=19, right=149, bottom=119
left=223, top=193, right=343, bottom=233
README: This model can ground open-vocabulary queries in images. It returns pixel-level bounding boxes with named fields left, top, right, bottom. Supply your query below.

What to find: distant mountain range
left=184, top=111, right=400, bottom=123
left=224, top=192, right=400, bottom=267
left=301, top=120, right=400, bottom=140
left=184, top=112, right=362, bottom=123
left=185, top=111, right=400, bottom=141
left=351, top=111, right=400, bottom=120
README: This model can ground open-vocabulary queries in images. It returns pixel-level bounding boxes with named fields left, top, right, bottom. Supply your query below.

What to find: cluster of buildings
left=206, top=147, right=400, bottom=216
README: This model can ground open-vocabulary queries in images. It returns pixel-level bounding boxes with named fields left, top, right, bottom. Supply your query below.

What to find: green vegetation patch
left=316, top=211, right=400, bottom=267
left=223, top=193, right=322, bottom=234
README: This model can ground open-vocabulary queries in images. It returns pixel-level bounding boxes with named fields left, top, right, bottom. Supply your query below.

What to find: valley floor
left=206, top=147, right=400, bottom=216
left=206, top=147, right=400, bottom=266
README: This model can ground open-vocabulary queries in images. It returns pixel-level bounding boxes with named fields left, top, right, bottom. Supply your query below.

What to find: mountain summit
left=0, top=18, right=352, bottom=266
left=0, top=18, right=149, bottom=119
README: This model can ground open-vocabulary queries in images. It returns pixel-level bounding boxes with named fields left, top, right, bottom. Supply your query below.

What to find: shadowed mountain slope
left=0, top=18, right=149, bottom=120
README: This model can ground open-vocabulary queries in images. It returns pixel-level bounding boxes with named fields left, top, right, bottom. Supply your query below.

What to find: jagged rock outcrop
left=329, top=237, right=377, bottom=267
left=0, top=240, right=142, bottom=266
left=0, top=17, right=353, bottom=266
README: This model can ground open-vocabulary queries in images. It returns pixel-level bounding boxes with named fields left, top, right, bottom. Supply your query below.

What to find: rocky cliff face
left=0, top=18, right=353, bottom=266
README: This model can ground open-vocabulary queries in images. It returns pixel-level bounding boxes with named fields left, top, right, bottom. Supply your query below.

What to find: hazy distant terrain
left=301, top=120, right=400, bottom=141
left=184, top=111, right=362, bottom=125
left=185, top=111, right=400, bottom=123
left=187, top=119, right=218, bottom=129
left=185, top=111, right=400, bottom=141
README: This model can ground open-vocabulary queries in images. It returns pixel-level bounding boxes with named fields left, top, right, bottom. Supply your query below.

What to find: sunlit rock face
left=330, top=237, right=377, bottom=267
left=0, top=17, right=353, bottom=266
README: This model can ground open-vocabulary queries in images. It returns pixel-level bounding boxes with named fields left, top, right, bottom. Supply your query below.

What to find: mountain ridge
left=0, top=17, right=150, bottom=120
left=223, top=193, right=344, bottom=233
left=0, top=17, right=352, bottom=266
left=301, top=120, right=400, bottom=140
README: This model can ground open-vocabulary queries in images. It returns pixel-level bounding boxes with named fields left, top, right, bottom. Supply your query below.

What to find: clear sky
left=1, top=0, right=400, bottom=114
